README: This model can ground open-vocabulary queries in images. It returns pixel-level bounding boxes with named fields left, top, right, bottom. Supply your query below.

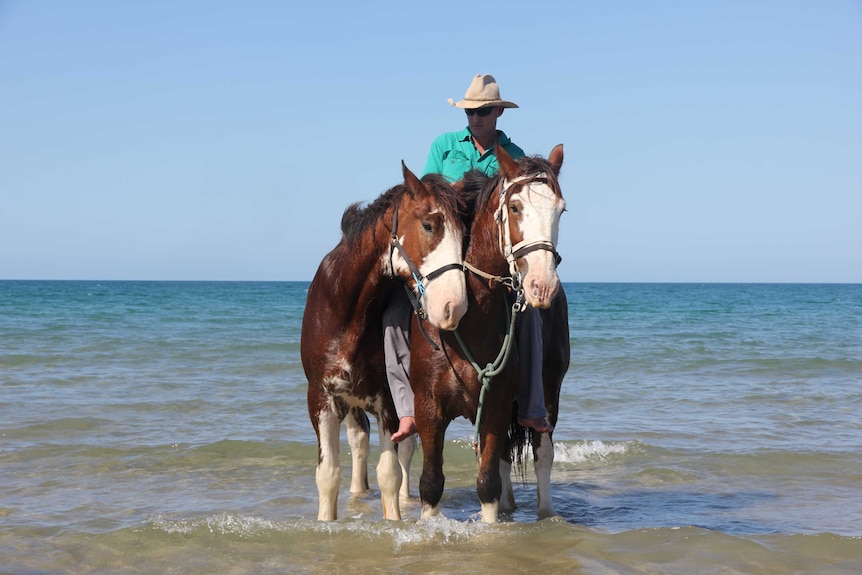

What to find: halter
left=495, top=173, right=563, bottom=280
left=389, top=205, right=463, bottom=322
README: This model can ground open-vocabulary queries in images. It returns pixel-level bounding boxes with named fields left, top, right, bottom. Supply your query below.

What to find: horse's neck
left=467, top=206, right=508, bottom=270
left=465, top=210, right=509, bottom=307
left=324, top=227, right=394, bottom=318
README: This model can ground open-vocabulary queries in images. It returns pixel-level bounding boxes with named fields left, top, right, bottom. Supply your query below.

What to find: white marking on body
left=322, top=358, right=355, bottom=395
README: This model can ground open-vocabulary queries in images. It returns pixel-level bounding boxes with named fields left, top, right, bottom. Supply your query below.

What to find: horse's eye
left=509, top=204, right=520, bottom=214
left=422, top=221, right=433, bottom=233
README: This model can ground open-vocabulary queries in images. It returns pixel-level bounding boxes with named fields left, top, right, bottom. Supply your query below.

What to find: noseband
left=389, top=205, right=463, bottom=321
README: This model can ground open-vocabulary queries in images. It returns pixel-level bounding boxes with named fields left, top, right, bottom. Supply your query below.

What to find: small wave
left=451, top=436, right=645, bottom=466
left=150, top=511, right=498, bottom=550
left=554, top=439, right=643, bottom=464
left=3, top=417, right=111, bottom=440
left=153, top=513, right=283, bottom=537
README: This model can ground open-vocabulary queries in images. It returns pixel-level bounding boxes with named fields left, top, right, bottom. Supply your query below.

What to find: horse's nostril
left=444, top=302, right=452, bottom=321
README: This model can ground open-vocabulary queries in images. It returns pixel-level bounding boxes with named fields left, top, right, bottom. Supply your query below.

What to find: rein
left=454, top=288, right=525, bottom=460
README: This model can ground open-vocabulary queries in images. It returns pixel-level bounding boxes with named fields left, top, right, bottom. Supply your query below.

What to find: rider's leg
left=383, top=288, right=417, bottom=442
left=516, top=306, right=553, bottom=433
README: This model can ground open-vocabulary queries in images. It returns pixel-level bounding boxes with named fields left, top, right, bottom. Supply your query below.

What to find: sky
left=1, top=1, right=860, bottom=283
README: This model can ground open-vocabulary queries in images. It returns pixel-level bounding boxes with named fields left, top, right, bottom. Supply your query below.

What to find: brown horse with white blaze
left=409, top=144, right=566, bottom=523
left=301, top=163, right=468, bottom=521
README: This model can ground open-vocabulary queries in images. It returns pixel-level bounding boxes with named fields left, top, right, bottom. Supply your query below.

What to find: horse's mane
left=340, top=184, right=403, bottom=247
left=522, top=154, right=559, bottom=172
left=509, top=155, right=562, bottom=196
left=337, top=154, right=559, bottom=250
left=461, top=155, right=562, bottom=217
left=419, top=173, right=469, bottom=233
left=460, top=170, right=496, bottom=216
left=339, top=173, right=468, bottom=248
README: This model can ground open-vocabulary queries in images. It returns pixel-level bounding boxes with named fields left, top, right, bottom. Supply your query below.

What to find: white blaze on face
left=511, top=183, right=566, bottom=309
left=418, top=217, right=467, bottom=330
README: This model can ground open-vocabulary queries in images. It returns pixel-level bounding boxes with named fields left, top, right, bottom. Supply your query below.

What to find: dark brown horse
left=302, top=163, right=469, bottom=521
left=409, top=144, right=566, bottom=523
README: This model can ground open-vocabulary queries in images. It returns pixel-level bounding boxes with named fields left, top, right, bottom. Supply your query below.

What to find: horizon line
left=2, top=279, right=860, bottom=286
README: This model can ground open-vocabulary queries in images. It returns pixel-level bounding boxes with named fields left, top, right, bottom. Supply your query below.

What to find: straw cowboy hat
left=448, top=74, right=519, bottom=109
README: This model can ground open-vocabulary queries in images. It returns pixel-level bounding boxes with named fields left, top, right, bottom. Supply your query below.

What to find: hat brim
left=448, top=98, right=519, bottom=109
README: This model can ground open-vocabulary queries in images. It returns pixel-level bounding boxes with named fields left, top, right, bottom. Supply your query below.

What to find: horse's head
left=495, top=144, right=566, bottom=309
left=389, top=162, right=468, bottom=330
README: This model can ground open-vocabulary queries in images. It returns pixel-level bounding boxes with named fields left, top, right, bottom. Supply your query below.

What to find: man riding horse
left=383, top=73, right=554, bottom=444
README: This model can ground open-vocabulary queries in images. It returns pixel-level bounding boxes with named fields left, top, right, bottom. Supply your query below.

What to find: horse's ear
left=450, top=178, right=466, bottom=193
left=401, top=160, right=422, bottom=197
left=495, top=144, right=519, bottom=180
left=548, top=144, right=564, bottom=176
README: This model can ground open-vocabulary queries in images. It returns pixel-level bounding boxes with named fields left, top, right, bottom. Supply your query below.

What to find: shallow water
left=1, top=281, right=861, bottom=574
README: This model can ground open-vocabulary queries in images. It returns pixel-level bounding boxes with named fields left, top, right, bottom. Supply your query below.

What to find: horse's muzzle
left=437, top=298, right=467, bottom=331
left=523, top=270, right=560, bottom=309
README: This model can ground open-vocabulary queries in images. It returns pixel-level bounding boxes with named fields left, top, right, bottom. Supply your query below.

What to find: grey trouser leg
left=383, top=287, right=414, bottom=419
left=517, top=305, right=547, bottom=420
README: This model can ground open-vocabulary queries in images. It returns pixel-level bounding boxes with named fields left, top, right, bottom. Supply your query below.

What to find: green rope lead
left=453, top=290, right=525, bottom=460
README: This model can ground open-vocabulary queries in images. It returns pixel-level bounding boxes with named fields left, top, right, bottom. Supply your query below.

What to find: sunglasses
left=465, top=107, right=496, bottom=117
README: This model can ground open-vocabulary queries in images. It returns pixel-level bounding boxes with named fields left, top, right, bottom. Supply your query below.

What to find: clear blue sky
left=2, top=1, right=860, bottom=282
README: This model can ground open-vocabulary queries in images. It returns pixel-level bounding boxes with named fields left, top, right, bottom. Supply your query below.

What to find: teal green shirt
left=422, top=128, right=525, bottom=182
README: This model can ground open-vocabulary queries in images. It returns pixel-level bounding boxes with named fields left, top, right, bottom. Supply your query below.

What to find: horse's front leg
left=376, top=424, right=402, bottom=520
left=345, top=407, right=370, bottom=493
left=534, top=432, right=555, bottom=519
left=314, top=407, right=341, bottom=521
left=418, top=420, right=447, bottom=519
left=477, top=430, right=506, bottom=523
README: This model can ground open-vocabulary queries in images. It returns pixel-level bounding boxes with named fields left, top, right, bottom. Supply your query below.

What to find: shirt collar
left=457, top=128, right=512, bottom=147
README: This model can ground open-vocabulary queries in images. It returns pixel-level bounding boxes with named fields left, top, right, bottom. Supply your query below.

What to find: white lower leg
left=535, top=432, right=555, bottom=519
left=397, top=434, right=416, bottom=499
left=346, top=412, right=369, bottom=493
left=420, top=502, right=441, bottom=520
left=316, top=411, right=341, bottom=521
left=376, top=428, right=402, bottom=520
left=480, top=500, right=499, bottom=524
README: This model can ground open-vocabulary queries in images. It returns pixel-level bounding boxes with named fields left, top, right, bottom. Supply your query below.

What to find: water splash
left=554, top=439, right=643, bottom=465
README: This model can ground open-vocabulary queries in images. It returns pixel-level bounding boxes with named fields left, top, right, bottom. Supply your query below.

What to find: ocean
left=1, top=280, right=860, bottom=574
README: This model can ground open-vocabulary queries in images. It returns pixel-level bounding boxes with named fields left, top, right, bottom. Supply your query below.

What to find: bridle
left=464, top=172, right=562, bottom=291
left=389, top=204, right=463, bottom=321
left=495, top=172, right=562, bottom=278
